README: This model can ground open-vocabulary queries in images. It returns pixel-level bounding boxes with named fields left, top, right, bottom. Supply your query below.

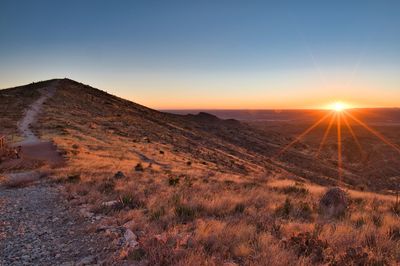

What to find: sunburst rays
left=276, top=108, right=400, bottom=180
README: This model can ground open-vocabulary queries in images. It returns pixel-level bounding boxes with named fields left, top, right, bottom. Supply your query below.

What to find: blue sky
left=1, top=0, right=399, bottom=108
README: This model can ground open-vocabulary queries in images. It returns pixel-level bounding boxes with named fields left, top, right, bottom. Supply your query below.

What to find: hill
left=0, top=79, right=399, bottom=265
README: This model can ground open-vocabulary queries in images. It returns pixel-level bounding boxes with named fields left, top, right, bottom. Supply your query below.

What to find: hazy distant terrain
left=166, top=109, right=400, bottom=124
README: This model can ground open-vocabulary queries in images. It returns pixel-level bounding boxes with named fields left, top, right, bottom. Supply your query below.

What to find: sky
left=1, top=0, right=399, bottom=109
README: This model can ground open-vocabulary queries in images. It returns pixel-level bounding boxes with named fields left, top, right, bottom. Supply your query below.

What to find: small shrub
left=354, top=217, right=366, bottom=228
left=364, top=234, right=376, bottom=248
left=118, top=193, right=145, bottom=210
left=98, top=179, right=115, bottom=193
left=168, top=176, right=180, bottom=186
left=275, top=198, right=292, bottom=218
left=234, top=203, right=246, bottom=214
left=243, top=182, right=259, bottom=189
left=352, top=197, right=364, bottom=206
left=271, top=223, right=282, bottom=238
left=113, top=171, right=125, bottom=179
left=295, top=201, right=313, bottom=221
left=371, top=214, right=383, bottom=227
left=338, top=247, right=369, bottom=265
left=287, top=232, right=329, bottom=263
left=128, top=248, right=146, bottom=261
left=388, top=226, right=400, bottom=241
left=135, top=163, right=144, bottom=172
left=72, top=144, right=79, bottom=149
left=390, top=202, right=400, bottom=216
left=67, top=174, right=81, bottom=183
left=281, top=185, right=309, bottom=196
left=150, top=207, right=166, bottom=221
left=175, top=204, right=199, bottom=222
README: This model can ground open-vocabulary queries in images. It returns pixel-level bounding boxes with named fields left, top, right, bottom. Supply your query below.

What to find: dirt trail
left=18, top=86, right=56, bottom=145
left=14, top=84, right=63, bottom=165
left=0, top=83, right=116, bottom=265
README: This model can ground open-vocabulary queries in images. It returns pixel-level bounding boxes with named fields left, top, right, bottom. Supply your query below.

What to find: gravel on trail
left=0, top=181, right=116, bottom=266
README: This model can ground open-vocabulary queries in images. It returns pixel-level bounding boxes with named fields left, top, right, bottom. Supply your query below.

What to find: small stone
left=101, top=200, right=119, bottom=207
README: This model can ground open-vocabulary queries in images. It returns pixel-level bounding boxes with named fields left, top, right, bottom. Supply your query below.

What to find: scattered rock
left=319, top=187, right=348, bottom=218
left=159, top=150, right=165, bottom=154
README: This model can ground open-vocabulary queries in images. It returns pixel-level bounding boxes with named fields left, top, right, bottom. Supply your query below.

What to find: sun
left=329, top=102, right=348, bottom=112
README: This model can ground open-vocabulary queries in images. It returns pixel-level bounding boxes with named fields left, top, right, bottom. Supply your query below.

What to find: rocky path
left=0, top=83, right=116, bottom=265
left=0, top=182, right=115, bottom=265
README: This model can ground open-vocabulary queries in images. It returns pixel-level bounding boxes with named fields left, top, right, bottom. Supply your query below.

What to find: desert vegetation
left=55, top=161, right=399, bottom=265
left=1, top=79, right=399, bottom=265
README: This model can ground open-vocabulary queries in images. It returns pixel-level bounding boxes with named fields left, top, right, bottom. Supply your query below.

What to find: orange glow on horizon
left=276, top=107, right=400, bottom=181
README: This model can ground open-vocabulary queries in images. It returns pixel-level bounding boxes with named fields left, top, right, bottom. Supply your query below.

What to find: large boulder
left=319, top=187, right=348, bottom=218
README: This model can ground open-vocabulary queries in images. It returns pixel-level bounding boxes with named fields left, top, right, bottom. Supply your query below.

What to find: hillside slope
left=1, top=78, right=395, bottom=190
left=1, top=79, right=399, bottom=265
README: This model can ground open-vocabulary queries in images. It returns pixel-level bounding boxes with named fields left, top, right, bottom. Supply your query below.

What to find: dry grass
left=56, top=154, right=400, bottom=265
left=8, top=79, right=397, bottom=265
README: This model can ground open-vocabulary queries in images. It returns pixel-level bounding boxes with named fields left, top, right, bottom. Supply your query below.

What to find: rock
left=319, top=187, right=348, bottom=218
left=124, top=229, right=139, bottom=248
left=101, top=200, right=119, bottom=207
left=113, top=171, right=125, bottom=179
